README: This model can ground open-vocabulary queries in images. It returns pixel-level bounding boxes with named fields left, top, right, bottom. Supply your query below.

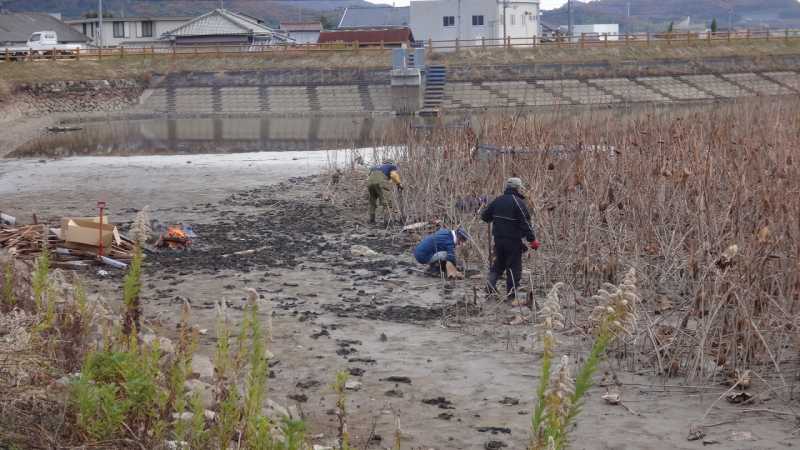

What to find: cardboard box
left=60, top=216, right=116, bottom=248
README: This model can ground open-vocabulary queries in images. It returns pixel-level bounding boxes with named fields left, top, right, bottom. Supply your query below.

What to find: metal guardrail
left=2, top=29, right=800, bottom=62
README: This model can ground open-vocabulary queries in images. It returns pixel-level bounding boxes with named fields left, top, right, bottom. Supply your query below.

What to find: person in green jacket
left=367, top=161, right=402, bottom=225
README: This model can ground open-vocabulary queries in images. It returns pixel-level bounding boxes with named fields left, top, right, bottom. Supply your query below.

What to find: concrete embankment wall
left=5, top=53, right=800, bottom=120
left=141, top=53, right=800, bottom=115
left=445, top=53, right=800, bottom=81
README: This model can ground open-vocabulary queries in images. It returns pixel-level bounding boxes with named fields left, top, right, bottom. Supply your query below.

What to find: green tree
left=667, top=21, right=674, bottom=33
left=320, top=15, right=335, bottom=30
left=711, top=18, right=718, bottom=33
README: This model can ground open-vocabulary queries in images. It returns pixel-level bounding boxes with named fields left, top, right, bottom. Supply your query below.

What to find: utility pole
left=502, top=0, right=508, bottom=43
left=98, top=0, right=103, bottom=47
left=567, top=0, right=573, bottom=42
left=728, top=6, right=733, bottom=31
left=627, top=1, right=631, bottom=18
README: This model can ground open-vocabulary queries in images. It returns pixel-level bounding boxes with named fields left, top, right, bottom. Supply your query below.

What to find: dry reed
left=333, top=98, right=800, bottom=386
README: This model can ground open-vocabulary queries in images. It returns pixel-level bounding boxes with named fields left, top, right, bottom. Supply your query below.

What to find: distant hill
left=543, top=0, right=800, bottom=32
left=0, top=0, right=372, bottom=25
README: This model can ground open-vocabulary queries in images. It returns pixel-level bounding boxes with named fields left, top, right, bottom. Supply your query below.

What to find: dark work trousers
left=488, top=237, right=523, bottom=299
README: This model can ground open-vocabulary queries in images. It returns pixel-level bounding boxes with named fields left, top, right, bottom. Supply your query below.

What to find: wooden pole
left=52, top=47, right=57, bottom=61
left=75, top=46, right=80, bottom=61
left=4, top=48, right=9, bottom=62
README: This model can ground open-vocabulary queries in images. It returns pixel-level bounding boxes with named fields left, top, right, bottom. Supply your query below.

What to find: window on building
left=510, top=15, right=516, bottom=25
left=472, top=15, right=484, bottom=26
left=141, top=21, right=153, bottom=38
left=529, top=13, right=536, bottom=22
left=442, top=16, right=455, bottom=27
left=113, top=21, right=124, bottom=38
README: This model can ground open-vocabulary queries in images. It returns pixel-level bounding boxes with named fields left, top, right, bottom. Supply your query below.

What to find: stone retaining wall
left=445, top=53, right=800, bottom=82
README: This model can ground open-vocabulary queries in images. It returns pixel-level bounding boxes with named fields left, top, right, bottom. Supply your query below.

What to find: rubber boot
left=368, top=212, right=376, bottom=225
left=486, top=271, right=500, bottom=296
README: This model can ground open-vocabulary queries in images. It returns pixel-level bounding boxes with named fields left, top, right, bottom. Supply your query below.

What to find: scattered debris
left=602, top=392, right=621, bottom=405
left=0, top=215, right=135, bottom=268
left=726, top=392, right=753, bottom=404
left=344, top=380, right=362, bottom=391
left=0, top=212, right=16, bottom=226
left=499, top=396, right=519, bottom=406
left=401, top=222, right=429, bottom=232
left=687, top=426, right=706, bottom=441
left=288, top=393, right=308, bottom=403
left=350, top=245, right=379, bottom=257
left=485, top=440, right=507, bottom=450
left=476, top=427, right=511, bottom=435
left=222, top=246, right=268, bottom=258
left=437, top=412, right=454, bottom=420
left=702, top=438, right=719, bottom=445
left=385, top=389, right=404, bottom=398
left=381, top=376, right=411, bottom=384
left=348, top=367, right=365, bottom=377
left=422, top=397, right=455, bottom=409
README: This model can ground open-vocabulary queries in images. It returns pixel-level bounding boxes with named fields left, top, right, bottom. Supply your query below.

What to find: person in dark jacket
left=481, top=177, right=540, bottom=301
left=367, top=161, right=402, bottom=225
left=413, top=227, right=470, bottom=279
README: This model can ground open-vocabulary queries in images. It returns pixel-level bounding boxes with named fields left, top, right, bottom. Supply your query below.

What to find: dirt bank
left=1, top=153, right=796, bottom=449
left=0, top=79, right=144, bottom=157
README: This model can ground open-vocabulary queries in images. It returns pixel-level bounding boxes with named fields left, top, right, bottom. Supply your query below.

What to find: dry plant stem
left=698, top=380, right=741, bottom=425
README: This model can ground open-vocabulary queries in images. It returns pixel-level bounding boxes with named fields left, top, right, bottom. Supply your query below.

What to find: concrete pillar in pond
left=390, top=68, right=422, bottom=115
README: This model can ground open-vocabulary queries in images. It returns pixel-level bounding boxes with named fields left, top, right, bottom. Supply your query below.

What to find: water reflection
left=11, top=115, right=407, bottom=158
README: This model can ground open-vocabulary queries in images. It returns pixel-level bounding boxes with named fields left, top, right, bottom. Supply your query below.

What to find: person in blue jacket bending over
left=413, top=226, right=470, bottom=279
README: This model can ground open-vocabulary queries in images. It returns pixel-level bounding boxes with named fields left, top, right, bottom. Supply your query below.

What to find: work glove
left=529, top=240, right=541, bottom=251
left=448, top=270, right=464, bottom=280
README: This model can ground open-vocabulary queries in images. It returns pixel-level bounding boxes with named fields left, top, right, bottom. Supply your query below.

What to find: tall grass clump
left=122, top=245, right=143, bottom=337
left=530, top=270, right=639, bottom=449
left=332, top=370, right=351, bottom=450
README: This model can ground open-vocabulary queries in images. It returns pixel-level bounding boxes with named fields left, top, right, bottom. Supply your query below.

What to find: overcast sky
left=367, top=0, right=575, bottom=9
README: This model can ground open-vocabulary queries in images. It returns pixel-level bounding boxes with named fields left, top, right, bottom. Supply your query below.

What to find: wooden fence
left=426, top=29, right=800, bottom=51
left=3, top=29, right=800, bottom=62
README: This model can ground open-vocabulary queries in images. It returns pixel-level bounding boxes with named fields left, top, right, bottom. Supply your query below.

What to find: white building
left=572, top=24, right=619, bottom=41
left=65, top=16, right=191, bottom=47
left=279, top=22, right=323, bottom=44
left=410, top=0, right=539, bottom=46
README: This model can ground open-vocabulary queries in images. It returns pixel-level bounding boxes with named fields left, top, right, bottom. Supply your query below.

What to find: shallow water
left=9, top=115, right=410, bottom=158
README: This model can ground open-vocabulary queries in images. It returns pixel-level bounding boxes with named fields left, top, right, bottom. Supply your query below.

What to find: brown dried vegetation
left=346, top=99, right=800, bottom=383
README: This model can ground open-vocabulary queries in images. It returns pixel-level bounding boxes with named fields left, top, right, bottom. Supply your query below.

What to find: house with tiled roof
left=161, top=9, right=291, bottom=46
